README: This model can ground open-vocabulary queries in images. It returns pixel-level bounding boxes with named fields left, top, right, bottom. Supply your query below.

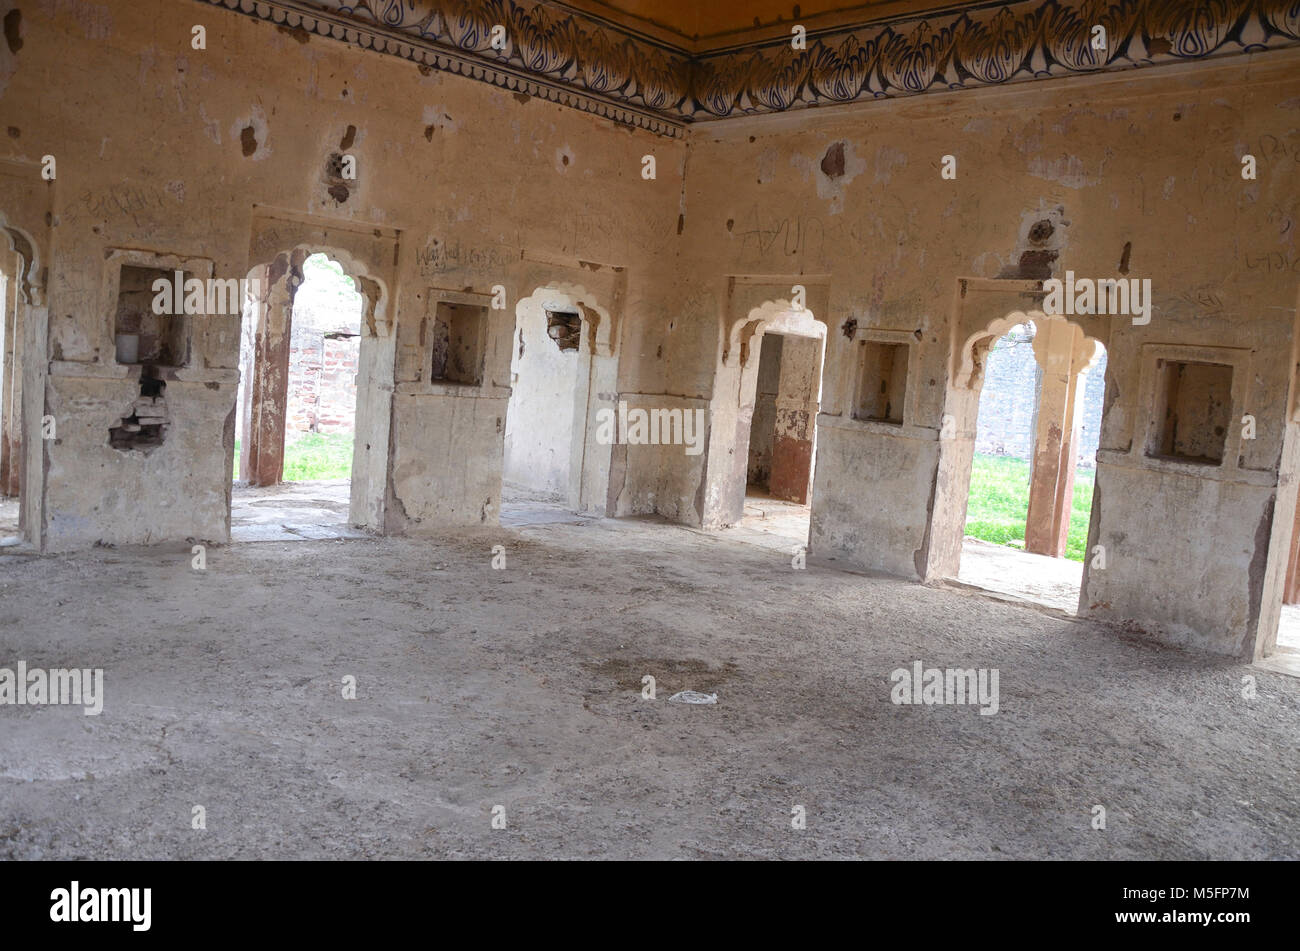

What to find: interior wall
left=675, top=56, right=1300, bottom=657
left=1, top=0, right=683, bottom=549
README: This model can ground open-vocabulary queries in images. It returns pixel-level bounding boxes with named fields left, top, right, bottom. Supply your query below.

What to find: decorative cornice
left=197, top=0, right=690, bottom=136
left=689, top=0, right=1300, bottom=120
left=197, top=0, right=1300, bottom=135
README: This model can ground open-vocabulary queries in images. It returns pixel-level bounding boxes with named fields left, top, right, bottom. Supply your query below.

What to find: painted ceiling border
left=196, top=0, right=691, bottom=137
left=195, top=0, right=1300, bottom=136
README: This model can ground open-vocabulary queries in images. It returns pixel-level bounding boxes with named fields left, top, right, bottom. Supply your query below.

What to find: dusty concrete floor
left=725, top=492, right=1083, bottom=611
left=229, top=479, right=587, bottom=539
left=1, top=508, right=1297, bottom=860
left=729, top=491, right=1300, bottom=671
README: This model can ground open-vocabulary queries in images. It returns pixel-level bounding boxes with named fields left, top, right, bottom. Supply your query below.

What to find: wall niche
left=1146, top=359, right=1233, bottom=466
left=428, top=300, right=488, bottom=386
left=114, top=264, right=191, bottom=368
left=852, top=339, right=909, bottom=425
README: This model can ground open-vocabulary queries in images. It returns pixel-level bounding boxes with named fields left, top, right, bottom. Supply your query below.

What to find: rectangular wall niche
left=115, top=265, right=190, bottom=367
left=429, top=300, right=488, bottom=386
left=852, top=340, right=909, bottom=424
left=1147, top=359, right=1233, bottom=465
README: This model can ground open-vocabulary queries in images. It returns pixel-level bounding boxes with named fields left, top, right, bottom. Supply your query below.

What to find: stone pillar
left=1025, top=320, right=1098, bottom=557
left=769, top=335, right=823, bottom=504
left=245, top=258, right=297, bottom=486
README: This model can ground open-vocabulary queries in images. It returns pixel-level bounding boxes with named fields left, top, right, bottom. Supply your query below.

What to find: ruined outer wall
left=0, top=0, right=683, bottom=549
left=674, top=55, right=1300, bottom=655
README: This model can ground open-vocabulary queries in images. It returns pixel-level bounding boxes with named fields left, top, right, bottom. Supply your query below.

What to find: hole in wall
left=109, top=371, right=168, bottom=452
left=545, top=309, right=582, bottom=351
left=1027, top=219, right=1055, bottom=243
left=820, top=141, right=846, bottom=179
left=324, top=152, right=352, bottom=203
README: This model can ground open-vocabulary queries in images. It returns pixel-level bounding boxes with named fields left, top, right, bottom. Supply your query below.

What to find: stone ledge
left=1096, top=449, right=1278, bottom=488
left=395, top=382, right=511, bottom=399
left=49, top=361, right=240, bottom=385
left=817, top=412, right=938, bottom=442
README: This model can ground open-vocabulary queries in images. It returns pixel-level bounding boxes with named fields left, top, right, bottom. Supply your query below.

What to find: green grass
left=965, top=453, right=1095, bottom=562
left=233, top=431, right=355, bottom=482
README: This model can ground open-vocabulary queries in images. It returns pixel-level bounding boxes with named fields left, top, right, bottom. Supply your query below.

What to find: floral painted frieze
left=197, top=0, right=1300, bottom=134
left=690, top=0, right=1300, bottom=119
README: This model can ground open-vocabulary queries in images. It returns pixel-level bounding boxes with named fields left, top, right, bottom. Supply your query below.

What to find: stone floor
left=230, top=480, right=367, bottom=542
left=726, top=491, right=1300, bottom=675
left=1, top=499, right=1297, bottom=859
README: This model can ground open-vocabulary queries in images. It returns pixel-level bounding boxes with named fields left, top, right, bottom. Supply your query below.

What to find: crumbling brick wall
left=285, top=320, right=360, bottom=434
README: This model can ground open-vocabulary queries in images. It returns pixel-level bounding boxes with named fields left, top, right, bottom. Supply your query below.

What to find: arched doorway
left=709, top=297, right=827, bottom=549
left=501, top=282, right=617, bottom=522
left=230, top=246, right=392, bottom=541
left=942, top=307, right=1107, bottom=613
left=956, top=315, right=1107, bottom=610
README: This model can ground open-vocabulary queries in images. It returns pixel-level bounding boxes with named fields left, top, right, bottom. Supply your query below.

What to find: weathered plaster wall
left=675, top=55, right=1300, bottom=656
left=0, top=0, right=684, bottom=548
left=502, top=298, right=581, bottom=498
left=747, top=332, right=781, bottom=486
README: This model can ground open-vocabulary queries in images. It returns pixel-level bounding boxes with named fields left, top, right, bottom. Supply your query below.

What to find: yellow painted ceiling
left=560, top=0, right=959, bottom=47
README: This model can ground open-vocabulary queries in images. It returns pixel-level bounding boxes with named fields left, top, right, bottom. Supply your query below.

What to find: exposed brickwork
left=285, top=320, right=360, bottom=434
